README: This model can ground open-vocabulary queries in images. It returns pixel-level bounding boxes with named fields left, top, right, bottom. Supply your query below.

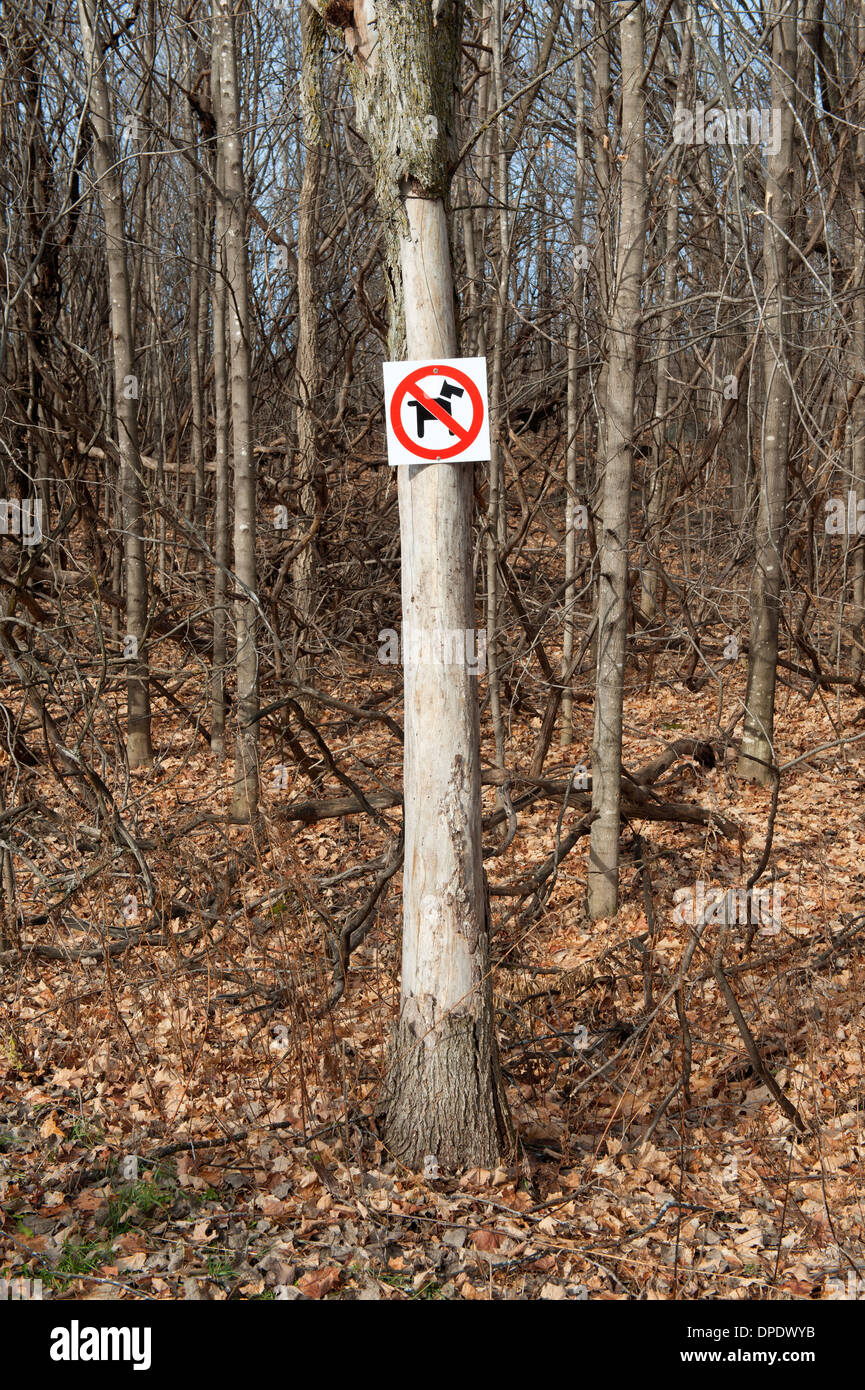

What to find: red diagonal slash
left=405, top=382, right=471, bottom=445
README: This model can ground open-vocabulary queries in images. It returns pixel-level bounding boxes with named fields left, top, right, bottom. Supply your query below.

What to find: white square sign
left=382, top=357, right=490, bottom=466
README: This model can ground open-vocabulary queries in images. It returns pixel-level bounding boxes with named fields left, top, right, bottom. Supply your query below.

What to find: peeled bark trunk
left=315, top=0, right=512, bottom=1171
left=77, top=0, right=152, bottom=768
left=738, top=10, right=796, bottom=785
left=587, top=0, right=646, bottom=920
left=389, top=196, right=511, bottom=1169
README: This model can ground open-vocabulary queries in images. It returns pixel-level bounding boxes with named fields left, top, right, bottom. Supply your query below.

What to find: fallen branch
left=322, top=830, right=404, bottom=1013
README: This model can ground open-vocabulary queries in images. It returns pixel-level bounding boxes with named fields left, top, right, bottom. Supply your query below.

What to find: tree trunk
left=560, top=12, right=586, bottom=747
left=184, top=25, right=207, bottom=591
left=315, top=0, right=512, bottom=1171
left=850, top=0, right=865, bottom=666
left=587, top=0, right=646, bottom=919
left=591, top=0, right=613, bottom=473
left=210, top=23, right=230, bottom=756
left=77, top=0, right=152, bottom=768
left=292, top=0, right=325, bottom=696
left=485, top=0, right=509, bottom=770
left=639, top=13, right=692, bottom=623
left=214, top=0, right=259, bottom=821
left=390, top=196, right=510, bottom=1169
left=738, top=8, right=796, bottom=785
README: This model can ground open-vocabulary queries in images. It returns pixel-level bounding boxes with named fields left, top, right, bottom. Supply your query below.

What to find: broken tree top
left=382, top=358, right=491, bottom=466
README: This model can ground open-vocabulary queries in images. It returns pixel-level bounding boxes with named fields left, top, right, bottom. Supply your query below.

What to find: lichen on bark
left=319, top=0, right=462, bottom=355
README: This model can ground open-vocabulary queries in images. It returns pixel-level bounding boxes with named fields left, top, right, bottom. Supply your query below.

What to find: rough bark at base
left=384, top=1003, right=512, bottom=1172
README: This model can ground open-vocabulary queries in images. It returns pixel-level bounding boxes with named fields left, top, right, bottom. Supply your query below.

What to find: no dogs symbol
left=382, top=358, right=491, bottom=466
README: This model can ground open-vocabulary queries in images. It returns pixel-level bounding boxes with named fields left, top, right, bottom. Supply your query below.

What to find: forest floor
left=2, top=510, right=865, bottom=1300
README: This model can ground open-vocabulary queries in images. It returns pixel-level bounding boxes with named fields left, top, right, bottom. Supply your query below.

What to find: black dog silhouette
left=406, top=379, right=464, bottom=438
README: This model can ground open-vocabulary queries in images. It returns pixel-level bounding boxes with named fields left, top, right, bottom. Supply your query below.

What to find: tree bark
left=850, top=0, right=865, bottom=666
left=315, top=0, right=512, bottom=1170
left=210, top=21, right=230, bottom=756
left=738, top=6, right=797, bottom=785
left=77, top=0, right=152, bottom=768
left=639, top=12, right=692, bottom=624
left=587, top=0, right=646, bottom=918
left=292, top=0, right=325, bottom=697
left=560, top=9, right=586, bottom=746
left=591, top=0, right=613, bottom=473
left=214, top=0, right=259, bottom=820
left=485, top=0, right=509, bottom=770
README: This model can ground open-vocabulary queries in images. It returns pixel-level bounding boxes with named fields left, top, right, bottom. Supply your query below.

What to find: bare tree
left=214, top=0, right=259, bottom=821
left=313, top=0, right=512, bottom=1170
left=76, top=0, right=152, bottom=768
left=587, top=0, right=647, bottom=918
left=738, top=3, right=797, bottom=785
left=291, top=0, right=326, bottom=695
left=210, top=10, right=230, bottom=756
left=561, top=3, right=587, bottom=746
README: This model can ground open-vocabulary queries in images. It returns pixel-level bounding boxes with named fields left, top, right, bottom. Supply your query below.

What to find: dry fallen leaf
left=297, top=1265, right=341, bottom=1300
left=39, top=1111, right=64, bottom=1139
left=470, top=1229, right=502, bottom=1253
left=540, top=1282, right=568, bottom=1300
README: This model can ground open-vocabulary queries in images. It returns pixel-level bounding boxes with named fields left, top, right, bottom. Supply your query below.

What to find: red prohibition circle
left=390, top=364, right=484, bottom=460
